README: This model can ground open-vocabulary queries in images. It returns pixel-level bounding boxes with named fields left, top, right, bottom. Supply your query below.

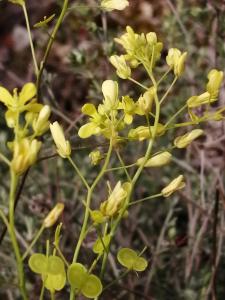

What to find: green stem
left=129, top=193, right=162, bottom=206
left=105, top=163, right=136, bottom=173
left=159, top=76, right=178, bottom=105
left=0, top=152, right=10, bottom=166
left=36, top=0, right=69, bottom=98
left=99, top=69, right=161, bottom=279
left=68, top=156, right=90, bottom=190
left=165, top=104, right=187, bottom=128
left=157, top=68, right=171, bottom=85
left=39, top=284, right=45, bottom=300
left=22, top=4, right=39, bottom=76
left=116, top=150, right=131, bottom=181
left=72, top=138, right=113, bottom=263
left=54, top=244, right=69, bottom=267
left=69, top=139, right=113, bottom=300
left=22, top=225, right=45, bottom=260
left=128, top=77, right=149, bottom=90
left=103, top=270, right=129, bottom=291
left=9, top=170, right=28, bottom=299
left=50, top=292, right=55, bottom=300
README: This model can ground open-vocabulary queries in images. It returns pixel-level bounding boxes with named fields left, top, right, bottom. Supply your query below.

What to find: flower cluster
left=0, top=83, right=51, bottom=175
left=187, top=69, right=224, bottom=122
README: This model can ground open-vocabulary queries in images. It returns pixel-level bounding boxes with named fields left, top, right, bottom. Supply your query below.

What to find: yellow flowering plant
left=0, top=1, right=225, bottom=300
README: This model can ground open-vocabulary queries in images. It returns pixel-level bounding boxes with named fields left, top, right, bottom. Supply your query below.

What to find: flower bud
left=166, top=48, right=187, bottom=77
left=128, top=124, right=165, bottom=141
left=100, top=0, right=129, bottom=11
left=206, top=69, right=224, bottom=101
left=33, top=105, right=51, bottom=136
left=162, top=175, right=185, bottom=197
left=50, top=122, right=71, bottom=158
left=137, top=87, right=155, bottom=115
left=146, top=32, right=157, bottom=45
left=43, top=203, right=64, bottom=228
left=110, top=55, right=131, bottom=79
left=102, top=80, right=119, bottom=111
left=89, top=150, right=102, bottom=166
left=187, top=92, right=211, bottom=108
left=11, top=138, right=42, bottom=175
left=100, top=182, right=130, bottom=217
left=174, top=129, right=203, bottom=148
left=136, top=151, right=172, bottom=167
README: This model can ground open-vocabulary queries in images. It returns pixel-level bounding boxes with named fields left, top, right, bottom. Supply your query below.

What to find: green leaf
left=81, top=274, right=103, bottom=298
left=93, top=235, right=110, bottom=254
left=47, top=256, right=65, bottom=275
left=117, top=248, right=137, bottom=269
left=29, top=253, right=48, bottom=274
left=67, top=263, right=87, bottom=290
left=133, top=257, right=148, bottom=272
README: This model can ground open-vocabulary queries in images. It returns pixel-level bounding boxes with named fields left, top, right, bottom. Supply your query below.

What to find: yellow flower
left=32, top=105, right=51, bottom=136
left=206, top=69, right=223, bottom=101
left=110, top=55, right=131, bottom=79
left=174, top=129, right=204, bottom=148
left=136, top=151, right=172, bottom=167
left=187, top=92, right=211, bottom=108
left=162, top=175, right=185, bottom=197
left=78, top=104, right=104, bottom=138
left=128, top=124, right=165, bottom=141
left=50, top=122, right=71, bottom=158
left=0, top=82, right=38, bottom=113
left=43, top=203, right=64, bottom=228
left=99, top=80, right=119, bottom=113
left=100, top=181, right=130, bottom=217
left=89, top=150, right=102, bottom=166
left=166, top=48, right=187, bottom=77
left=100, top=0, right=129, bottom=11
left=137, top=87, right=155, bottom=115
left=11, top=138, right=42, bottom=175
left=114, top=27, right=163, bottom=66
left=119, top=96, right=139, bottom=124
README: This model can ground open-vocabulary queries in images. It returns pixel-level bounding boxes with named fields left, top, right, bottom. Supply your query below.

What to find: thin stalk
left=105, top=163, right=136, bottom=173
left=54, top=244, right=69, bottom=267
left=128, top=77, right=149, bottom=90
left=22, top=225, right=45, bottom=260
left=68, top=156, right=90, bottom=190
left=39, top=284, right=45, bottom=300
left=36, top=0, right=69, bottom=98
left=116, top=150, right=131, bottom=181
left=165, top=104, right=188, bottom=127
left=69, top=139, right=113, bottom=300
left=129, top=193, right=162, bottom=206
left=100, top=69, right=161, bottom=279
left=22, top=4, right=39, bottom=75
left=103, top=270, right=129, bottom=291
left=159, top=76, right=178, bottom=105
left=157, top=68, right=171, bottom=85
left=72, top=138, right=113, bottom=263
left=50, top=292, right=55, bottom=300
left=0, top=152, right=10, bottom=166
left=9, top=170, right=27, bottom=299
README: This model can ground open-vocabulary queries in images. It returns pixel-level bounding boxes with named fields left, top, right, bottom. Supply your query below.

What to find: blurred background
left=0, top=0, right=225, bottom=299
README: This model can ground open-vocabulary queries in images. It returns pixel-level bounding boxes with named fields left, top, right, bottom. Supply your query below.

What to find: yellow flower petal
left=19, top=82, right=36, bottom=104
left=0, top=87, right=14, bottom=107
left=78, top=122, right=100, bottom=139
